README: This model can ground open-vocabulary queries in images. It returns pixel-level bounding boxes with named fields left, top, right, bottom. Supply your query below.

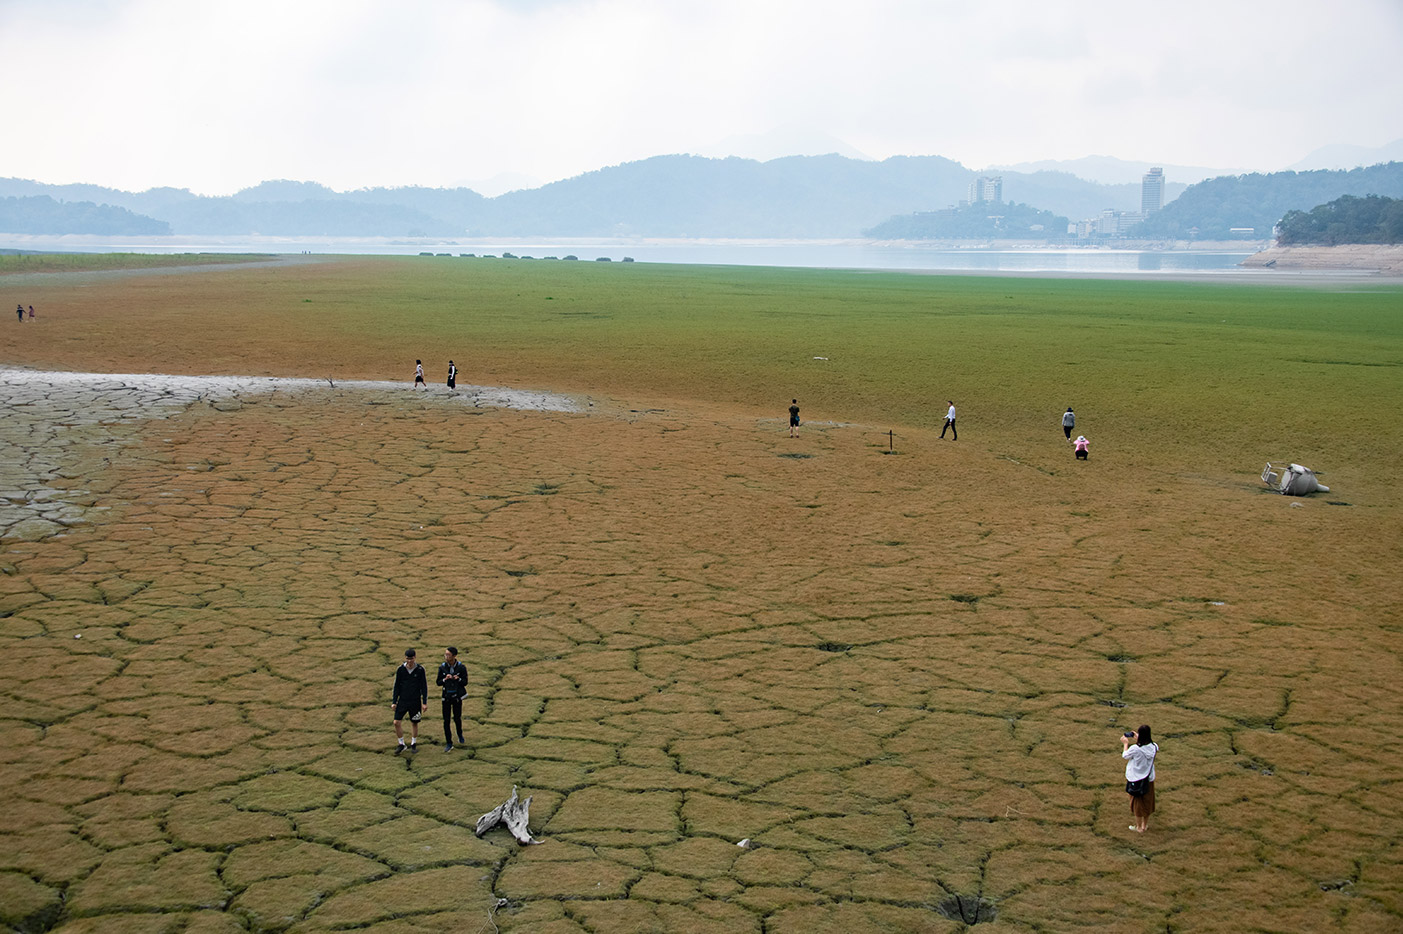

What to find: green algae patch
left=496, top=857, right=640, bottom=899
left=232, top=772, right=348, bottom=813
left=547, top=787, right=681, bottom=834
left=66, top=845, right=227, bottom=915
left=0, top=872, right=63, bottom=932
left=299, top=866, right=493, bottom=928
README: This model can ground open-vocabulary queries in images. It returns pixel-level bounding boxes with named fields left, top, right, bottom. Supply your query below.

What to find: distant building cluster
left=1070, top=167, right=1164, bottom=239
left=963, top=175, right=1002, bottom=206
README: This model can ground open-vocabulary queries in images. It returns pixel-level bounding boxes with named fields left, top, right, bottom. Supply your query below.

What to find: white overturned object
left=475, top=786, right=542, bottom=845
left=1262, top=462, right=1329, bottom=496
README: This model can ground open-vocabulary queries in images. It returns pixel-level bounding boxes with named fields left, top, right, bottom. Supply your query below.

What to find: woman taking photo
left=1121, top=724, right=1158, bottom=833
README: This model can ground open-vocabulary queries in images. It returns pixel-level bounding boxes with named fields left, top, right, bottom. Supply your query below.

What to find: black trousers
left=442, top=696, right=463, bottom=743
left=941, top=418, right=956, bottom=440
left=1064, top=425, right=1073, bottom=439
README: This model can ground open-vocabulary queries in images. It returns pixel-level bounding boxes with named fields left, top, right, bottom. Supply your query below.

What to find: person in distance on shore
left=1063, top=407, right=1075, bottom=439
left=391, top=648, right=428, bottom=753
left=447, top=360, right=457, bottom=390
left=940, top=401, right=957, bottom=440
left=1074, top=435, right=1089, bottom=460
left=437, top=646, right=468, bottom=751
left=789, top=399, right=800, bottom=437
left=16, top=304, right=23, bottom=323
left=1121, top=724, right=1159, bottom=833
left=27, top=305, right=35, bottom=319
left=414, top=360, right=426, bottom=389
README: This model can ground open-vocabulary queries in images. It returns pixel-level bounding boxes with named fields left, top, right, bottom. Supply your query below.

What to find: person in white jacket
left=1121, top=724, right=1159, bottom=833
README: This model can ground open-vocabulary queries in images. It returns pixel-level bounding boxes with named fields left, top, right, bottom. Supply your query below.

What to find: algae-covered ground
left=1, top=256, right=1401, bottom=933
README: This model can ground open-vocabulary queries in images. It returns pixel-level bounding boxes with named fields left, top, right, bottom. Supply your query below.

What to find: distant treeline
left=0, top=195, right=170, bottom=235
left=1275, top=195, right=1403, bottom=245
left=1129, top=163, right=1403, bottom=240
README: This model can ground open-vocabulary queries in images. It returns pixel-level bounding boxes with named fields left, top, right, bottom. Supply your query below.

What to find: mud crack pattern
left=1, top=374, right=1399, bottom=933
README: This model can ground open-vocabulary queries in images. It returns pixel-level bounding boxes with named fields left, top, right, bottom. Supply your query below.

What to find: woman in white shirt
left=1121, top=724, right=1158, bottom=833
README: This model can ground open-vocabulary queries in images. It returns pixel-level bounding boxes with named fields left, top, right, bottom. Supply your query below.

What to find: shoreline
left=1242, top=243, right=1403, bottom=276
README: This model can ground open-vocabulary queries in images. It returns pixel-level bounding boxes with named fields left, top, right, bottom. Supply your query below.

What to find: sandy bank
left=1242, top=243, right=1403, bottom=276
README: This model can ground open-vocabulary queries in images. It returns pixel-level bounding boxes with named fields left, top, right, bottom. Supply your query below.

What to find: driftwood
left=475, top=786, right=542, bottom=845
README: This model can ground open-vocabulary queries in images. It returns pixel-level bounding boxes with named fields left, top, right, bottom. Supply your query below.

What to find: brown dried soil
left=1, top=261, right=1400, bottom=933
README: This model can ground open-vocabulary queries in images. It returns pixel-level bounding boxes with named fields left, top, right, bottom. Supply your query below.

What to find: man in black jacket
left=391, top=648, right=428, bottom=753
left=437, top=646, right=468, bottom=751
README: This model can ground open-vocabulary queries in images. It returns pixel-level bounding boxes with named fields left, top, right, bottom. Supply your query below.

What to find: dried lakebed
left=0, top=367, right=1398, bottom=933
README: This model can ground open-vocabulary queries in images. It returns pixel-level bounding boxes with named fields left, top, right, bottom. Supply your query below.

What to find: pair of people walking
left=413, top=360, right=459, bottom=389
left=391, top=647, right=468, bottom=753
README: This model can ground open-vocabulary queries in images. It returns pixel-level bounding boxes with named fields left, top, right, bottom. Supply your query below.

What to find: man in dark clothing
left=437, top=646, right=468, bottom=751
left=391, top=648, right=428, bottom=753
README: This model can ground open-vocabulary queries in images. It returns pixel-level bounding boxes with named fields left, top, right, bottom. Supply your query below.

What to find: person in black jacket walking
left=391, top=648, right=428, bottom=753
left=437, top=646, right=468, bottom=751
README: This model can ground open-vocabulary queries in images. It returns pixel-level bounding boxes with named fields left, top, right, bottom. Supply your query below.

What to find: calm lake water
left=1, top=235, right=1267, bottom=276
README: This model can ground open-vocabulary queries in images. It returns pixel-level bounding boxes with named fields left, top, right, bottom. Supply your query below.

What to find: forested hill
left=1276, top=195, right=1403, bottom=245
left=0, top=155, right=1173, bottom=238
left=1130, top=163, right=1403, bottom=240
left=0, top=195, right=169, bottom=235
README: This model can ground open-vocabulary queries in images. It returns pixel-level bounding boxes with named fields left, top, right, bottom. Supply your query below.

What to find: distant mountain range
left=2, top=147, right=1402, bottom=241
left=0, top=155, right=1178, bottom=239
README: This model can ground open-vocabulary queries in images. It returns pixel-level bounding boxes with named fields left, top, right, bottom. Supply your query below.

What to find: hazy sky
left=4, top=0, right=1401, bottom=195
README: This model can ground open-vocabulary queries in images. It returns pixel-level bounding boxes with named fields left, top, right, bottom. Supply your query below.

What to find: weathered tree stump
left=475, top=786, right=542, bottom=845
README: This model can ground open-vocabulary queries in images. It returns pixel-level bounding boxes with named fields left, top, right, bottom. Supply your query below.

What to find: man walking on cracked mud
left=392, top=648, right=428, bottom=753
left=437, top=646, right=468, bottom=751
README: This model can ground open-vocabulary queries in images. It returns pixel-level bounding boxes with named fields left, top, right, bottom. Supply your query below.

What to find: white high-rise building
left=1141, top=167, right=1164, bottom=215
left=967, top=176, right=1003, bottom=205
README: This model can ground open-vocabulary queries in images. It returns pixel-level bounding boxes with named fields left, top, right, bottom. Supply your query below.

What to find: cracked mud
left=0, top=368, right=1399, bottom=933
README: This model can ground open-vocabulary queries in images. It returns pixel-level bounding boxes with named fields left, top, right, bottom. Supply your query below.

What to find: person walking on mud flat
left=391, top=648, right=428, bottom=753
left=414, top=360, right=426, bottom=389
left=437, top=646, right=468, bottom=751
left=1121, top=724, right=1159, bottom=833
left=940, top=401, right=957, bottom=440
left=27, top=305, right=35, bottom=320
left=447, top=360, right=457, bottom=391
left=1062, top=407, right=1075, bottom=439
left=789, top=399, right=801, bottom=437
left=15, top=304, right=23, bottom=323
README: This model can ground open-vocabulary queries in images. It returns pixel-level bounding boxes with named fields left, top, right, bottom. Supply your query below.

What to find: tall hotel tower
left=1141, top=167, right=1165, bottom=215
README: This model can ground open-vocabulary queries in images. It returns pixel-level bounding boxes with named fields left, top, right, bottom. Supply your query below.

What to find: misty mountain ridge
left=1288, top=138, right=1403, bottom=172
left=3, top=151, right=1401, bottom=241
left=0, top=154, right=1170, bottom=238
